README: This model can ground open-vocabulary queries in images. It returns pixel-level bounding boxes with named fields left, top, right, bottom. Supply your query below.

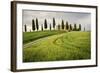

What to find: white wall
left=0, top=0, right=99, bottom=73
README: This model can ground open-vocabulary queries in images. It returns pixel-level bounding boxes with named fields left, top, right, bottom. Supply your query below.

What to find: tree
left=50, top=24, right=52, bottom=30
left=44, top=19, right=47, bottom=29
left=24, top=24, right=27, bottom=32
left=53, top=18, right=56, bottom=29
left=70, top=24, right=72, bottom=31
left=73, top=23, right=77, bottom=31
left=79, top=24, right=81, bottom=31
left=32, top=19, right=35, bottom=31
left=66, top=21, right=69, bottom=30
left=58, top=24, right=60, bottom=30
left=36, top=18, right=39, bottom=31
left=61, top=20, right=64, bottom=30
left=41, top=24, right=43, bottom=31
left=84, top=27, right=85, bottom=31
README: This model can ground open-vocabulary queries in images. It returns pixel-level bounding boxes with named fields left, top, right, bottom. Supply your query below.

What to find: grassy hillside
left=23, top=30, right=66, bottom=44
left=23, top=31, right=91, bottom=62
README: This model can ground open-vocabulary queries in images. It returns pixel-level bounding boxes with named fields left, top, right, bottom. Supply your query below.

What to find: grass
left=23, top=30, right=66, bottom=44
left=23, top=31, right=91, bottom=62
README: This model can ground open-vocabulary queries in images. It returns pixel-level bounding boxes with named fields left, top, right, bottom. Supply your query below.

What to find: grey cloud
left=22, top=10, right=91, bottom=31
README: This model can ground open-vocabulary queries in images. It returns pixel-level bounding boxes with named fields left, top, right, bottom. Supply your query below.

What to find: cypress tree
left=73, top=23, right=77, bottom=31
left=41, top=24, right=43, bottom=31
left=66, top=21, right=68, bottom=30
left=32, top=19, right=35, bottom=31
left=61, top=20, right=64, bottom=30
left=24, top=24, right=27, bottom=32
left=36, top=18, right=39, bottom=31
left=53, top=18, right=56, bottom=29
left=50, top=24, right=51, bottom=30
left=70, top=24, right=72, bottom=31
left=84, top=27, right=85, bottom=31
left=79, top=24, right=81, bottom=31
left=44, top=19, right=47, bottom=29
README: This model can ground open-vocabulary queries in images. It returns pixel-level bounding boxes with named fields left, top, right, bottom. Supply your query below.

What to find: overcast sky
left=22, top=10, right=91, bottom=31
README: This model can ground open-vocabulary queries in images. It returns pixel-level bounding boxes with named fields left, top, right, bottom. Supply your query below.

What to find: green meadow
left=23, top=31, right=91, bottom=62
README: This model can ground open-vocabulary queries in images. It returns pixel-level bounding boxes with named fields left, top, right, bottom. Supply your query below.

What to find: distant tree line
left=24, top=18, right=82, bottom=32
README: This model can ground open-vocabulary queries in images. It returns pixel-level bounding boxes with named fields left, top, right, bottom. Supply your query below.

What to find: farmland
left=23, top=30, right=66, bottom=44
left=23, top=31, right=91, bottom=62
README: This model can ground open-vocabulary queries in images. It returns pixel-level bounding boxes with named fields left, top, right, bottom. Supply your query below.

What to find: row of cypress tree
left=24, top=18, right=81, bottom=32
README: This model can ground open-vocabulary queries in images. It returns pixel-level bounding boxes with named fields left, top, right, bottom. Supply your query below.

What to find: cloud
left=22, top=10, right=91, bottom=31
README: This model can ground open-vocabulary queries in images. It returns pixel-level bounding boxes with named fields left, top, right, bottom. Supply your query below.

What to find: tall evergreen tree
left=53, top=18, right=56, bottom=29
left=58, top=24, right=60, bottom=30
left=84, top=27, right=85, bottom=31
left=61, top=20, right=64, bottom=30
left=36, top=18, right=39, bottom=31
left=24, top=24, right=27, bottom=32
left=44, top=19, right=47, bottom=29
left=79, top=24, right=81, bottom=31
left=41, top=24, right=43, bottom=31
left=70, top=24, right=72, bottom=31
left=66, top=21, right=69, bottom=30
left=73, top=23, right=77, bottom=31
left=50, top=24, right=51, bottom=30
left=32, top=19, right=35, bottom=31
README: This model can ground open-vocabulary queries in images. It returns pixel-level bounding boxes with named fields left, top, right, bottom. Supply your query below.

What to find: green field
left=23, top=30, right=66, bottom=44
left=23, top=31, right=91, bottom=62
